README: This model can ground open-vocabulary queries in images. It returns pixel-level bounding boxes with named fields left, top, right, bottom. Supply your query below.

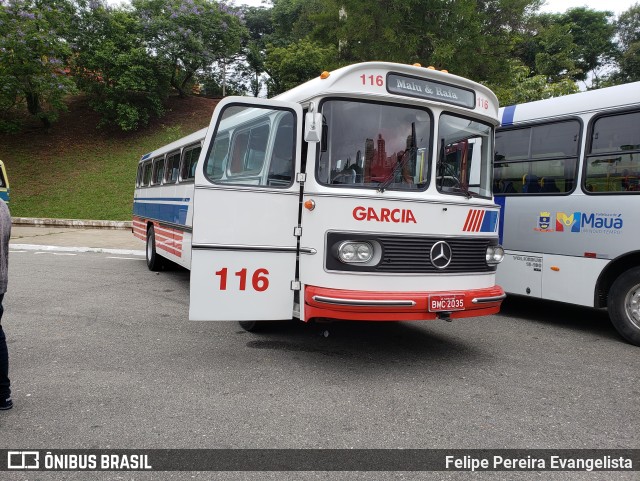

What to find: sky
left=540, top=0, right=637, bottom=15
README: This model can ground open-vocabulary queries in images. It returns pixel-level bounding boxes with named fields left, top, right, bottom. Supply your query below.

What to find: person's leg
left=0, top=293, right=12, bottom=408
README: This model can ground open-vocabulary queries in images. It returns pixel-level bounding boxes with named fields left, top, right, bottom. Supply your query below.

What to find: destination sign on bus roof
left=387, top=73, right=475, bottom=109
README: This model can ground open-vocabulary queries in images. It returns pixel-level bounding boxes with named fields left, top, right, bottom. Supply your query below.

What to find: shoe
left=0, top=397, right=12, bottom=410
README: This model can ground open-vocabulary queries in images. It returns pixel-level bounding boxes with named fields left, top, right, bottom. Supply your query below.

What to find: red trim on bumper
left=304, top=285, right=505, bottom=322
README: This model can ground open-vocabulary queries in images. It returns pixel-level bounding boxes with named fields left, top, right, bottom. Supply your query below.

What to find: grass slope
left=0, top=95, right=219, bottom=220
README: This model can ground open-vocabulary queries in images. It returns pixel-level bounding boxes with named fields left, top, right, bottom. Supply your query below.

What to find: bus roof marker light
left=304, top=199, right=315, bottom=211
left=427, top=66, right=436, bottom=70
left=413, top=63, right=422, bottom=67
left=551, top=266, right=560, bottom=271
left=441, top=69, right=448, bottom=73
left=320, top=71, right=330, bottom=79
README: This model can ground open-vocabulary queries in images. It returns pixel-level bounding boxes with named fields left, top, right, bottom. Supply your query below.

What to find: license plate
left=428, top=294, right=465, bottom=312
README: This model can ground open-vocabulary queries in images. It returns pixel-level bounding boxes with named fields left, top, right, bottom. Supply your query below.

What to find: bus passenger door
left=189, top=97, right=303, bottom=321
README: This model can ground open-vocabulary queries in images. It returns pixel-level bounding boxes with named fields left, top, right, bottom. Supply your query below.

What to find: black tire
left=608, top=266, right=640, bottom=346
left=239, top=321, right=262, bottom=332
left=146, top=225, right=165, bottom=272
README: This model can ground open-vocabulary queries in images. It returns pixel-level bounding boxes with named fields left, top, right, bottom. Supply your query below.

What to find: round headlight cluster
left=338, top=241, right=373, bottom=264
left=486, top=245, right=505, bottom=264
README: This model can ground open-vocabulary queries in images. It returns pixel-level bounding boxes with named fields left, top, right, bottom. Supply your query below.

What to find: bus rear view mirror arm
left=304, top=112, right=323, bottom=143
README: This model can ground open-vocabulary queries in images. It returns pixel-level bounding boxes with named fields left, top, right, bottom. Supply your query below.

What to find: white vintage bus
left=134, top=62, right=506, bottom=330
left=494, top=81, right=640, bottom=345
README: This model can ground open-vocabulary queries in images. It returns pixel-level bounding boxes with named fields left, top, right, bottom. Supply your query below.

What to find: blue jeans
left=0, top=293, right=10, bottom=401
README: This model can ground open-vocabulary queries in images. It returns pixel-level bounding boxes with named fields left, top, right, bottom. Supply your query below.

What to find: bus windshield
left=317, top=100, right=432, bottom=191
left=437, top=114, right=493, bottom=198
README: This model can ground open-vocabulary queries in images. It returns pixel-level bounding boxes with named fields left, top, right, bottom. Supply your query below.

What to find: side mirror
left=304, top=112, right=323, bottom=143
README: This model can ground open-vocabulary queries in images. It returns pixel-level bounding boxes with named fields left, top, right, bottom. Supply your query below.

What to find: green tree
left=238, top=5, right=273, bottom=96
left=489, top=59, right=578, bottom=105
left=532, top=21, right=579, bottom=81
left=515, top=8, right=617, bottom=86
left=295, top=0, right=541, bottom=86
left=70, top=0, right=170, bottom=131
left=133, top=0, right=245, bottom=97
left=613, top=3, right=640, bottom=82
left=264, top=39, right=337, bottom=96
left=270, top=0, right=324, bottom=46
left=0, top=0, right=77, bottom=131
left=561, top=7, right=617, bottom=84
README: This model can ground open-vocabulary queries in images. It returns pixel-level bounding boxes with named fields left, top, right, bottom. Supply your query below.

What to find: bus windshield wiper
left=436, top=138, right=445, bottom=190
left=377, top=150, right=411, bottom=193
left=377, top=123, right=416, bottom=193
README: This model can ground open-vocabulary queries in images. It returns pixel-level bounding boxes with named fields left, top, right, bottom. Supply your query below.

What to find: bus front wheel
left=146, top=225, right=165, bottom=272
left=608, top=267, right=640, bottom=346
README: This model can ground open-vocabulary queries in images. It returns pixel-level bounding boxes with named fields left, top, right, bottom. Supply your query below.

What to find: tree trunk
left=25, top=90, right=50, bottom=129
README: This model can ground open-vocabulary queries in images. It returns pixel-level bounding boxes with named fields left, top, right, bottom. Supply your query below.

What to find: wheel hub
left=625, top=283, right=640, bottom=329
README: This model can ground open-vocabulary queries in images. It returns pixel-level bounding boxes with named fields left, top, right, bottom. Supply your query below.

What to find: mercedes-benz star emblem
left=430, top=241, right=452, bottom=269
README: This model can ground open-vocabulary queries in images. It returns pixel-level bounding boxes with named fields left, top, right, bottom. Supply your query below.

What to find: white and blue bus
left=133, top=128, right=205, bottom=270
left=134, top=62, right=506, bottom=329
left=494, top=81, right=640, bottom=345
left=0, top=160, right=9, bottom=204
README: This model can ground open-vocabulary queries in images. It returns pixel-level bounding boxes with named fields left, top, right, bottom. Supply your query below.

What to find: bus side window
left=204, top=105, right=298, bottom=187
left=494, top=121, right=579, bottom=195
left=227, top=124, right=269, bottom=179
left=165, top=151, right=181, bottom=183
left=584, top=110, right=640, bottom=193
left=267, top=115, right=294, bottom=186
left=206, top=136, right=229, bottom=180
left=181, top=145, right=200, bottom=181
left=136, top=164, right=143, bottom=187
left=142, top=161, right=152, bottom=186
left=152, top=157, right=165, bottom=185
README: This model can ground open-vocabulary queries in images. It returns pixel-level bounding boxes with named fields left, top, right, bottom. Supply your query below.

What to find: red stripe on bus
left=157, top=243, right=182, bottom=257
left=472, top=210, right=485, bottom=232
left=463, top=210, right=473, bottom=231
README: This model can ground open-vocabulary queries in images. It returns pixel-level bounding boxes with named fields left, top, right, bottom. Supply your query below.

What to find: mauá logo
left=556, top=212, right=580, bottom=232
left=556, top=211, right=623, bottom=232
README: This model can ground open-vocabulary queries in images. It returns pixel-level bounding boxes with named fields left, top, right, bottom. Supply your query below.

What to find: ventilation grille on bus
left=326, top=233, right=497, bottom=274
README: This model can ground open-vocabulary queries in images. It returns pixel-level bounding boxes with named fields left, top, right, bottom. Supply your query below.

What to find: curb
left=10, top=244, right=145, bottom=256
left=11, top=217, right=132, bottom=230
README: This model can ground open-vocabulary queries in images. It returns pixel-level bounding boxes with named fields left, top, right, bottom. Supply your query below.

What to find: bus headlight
left=486, top=245, right=505, bottom=265
left=338, top=241, right=373, bottom=264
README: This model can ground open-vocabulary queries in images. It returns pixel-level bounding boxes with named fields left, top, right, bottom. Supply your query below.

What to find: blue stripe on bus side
left=136, top=197, right=191, bottom=202
left=0, top=191, right=8, bottom=202
left=494, top=196, right=506, bottom=245
left=480, top=210, right=498, bottom=233
left=501, top=105, right=516, bottom=126
left=133, top=201, right=189, bottom=226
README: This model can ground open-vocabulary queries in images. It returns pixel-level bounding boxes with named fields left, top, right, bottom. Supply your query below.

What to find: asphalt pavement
left=2, top=218, right=638, bottom=480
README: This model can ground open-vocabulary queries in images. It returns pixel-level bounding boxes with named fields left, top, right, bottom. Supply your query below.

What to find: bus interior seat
left=522, top=174, right=540, bottom=193
left=539, top=177, right=560, bottom=193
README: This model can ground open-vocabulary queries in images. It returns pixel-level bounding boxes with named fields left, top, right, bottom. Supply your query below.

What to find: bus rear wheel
left=608, top=267, right=640, bottom=346
left=239, top=321, right=262, bottom=332
left=146, top=225, right=165, bottom=272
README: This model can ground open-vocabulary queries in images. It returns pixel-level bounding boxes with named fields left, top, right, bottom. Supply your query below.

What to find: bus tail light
left=486, top=245, right=504, bottom=265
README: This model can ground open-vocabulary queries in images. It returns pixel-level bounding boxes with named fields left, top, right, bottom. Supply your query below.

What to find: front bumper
left=304, top=285, right=505, bottom=322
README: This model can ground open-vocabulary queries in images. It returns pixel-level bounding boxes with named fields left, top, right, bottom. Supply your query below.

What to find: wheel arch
left=595, top=250, right=640, bottom=308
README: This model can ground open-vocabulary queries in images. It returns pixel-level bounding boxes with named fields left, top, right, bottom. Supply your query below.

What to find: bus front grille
left=326, top=233, right=498, bottom=274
